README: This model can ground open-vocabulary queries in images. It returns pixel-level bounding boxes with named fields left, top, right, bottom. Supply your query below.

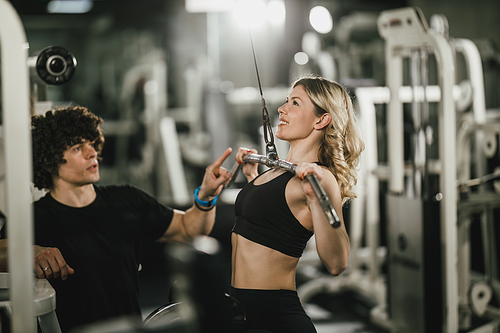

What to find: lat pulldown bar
left=243, top=153, right=341, bottom=229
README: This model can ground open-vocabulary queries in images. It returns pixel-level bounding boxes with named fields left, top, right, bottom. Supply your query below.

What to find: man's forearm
left=184, top=205, right=216, bottom=238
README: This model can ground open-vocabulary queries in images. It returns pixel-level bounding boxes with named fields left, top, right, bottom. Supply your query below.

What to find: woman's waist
left=232, top=233, right=300, bottom=268
left=230, top=286, right=297, bottom=296
left=231, top=278, right=296, bottom=291
left=232, top=261, right=297, bottom=290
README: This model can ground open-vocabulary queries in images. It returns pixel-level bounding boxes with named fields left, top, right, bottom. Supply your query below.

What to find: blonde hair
left=292, top=75, right=364, bottom=205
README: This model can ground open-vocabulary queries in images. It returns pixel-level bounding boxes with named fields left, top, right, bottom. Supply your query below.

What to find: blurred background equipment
left=28, top=45, right=77, bottom=116
left=29, top=45, right=77, bottom=86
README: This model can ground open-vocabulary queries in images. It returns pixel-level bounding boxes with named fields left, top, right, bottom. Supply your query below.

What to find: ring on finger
left=43, top=266, right=50, bottom=271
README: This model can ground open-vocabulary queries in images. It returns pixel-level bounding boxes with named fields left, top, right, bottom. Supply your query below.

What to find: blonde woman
left=231, top=75, right=364, bottom=332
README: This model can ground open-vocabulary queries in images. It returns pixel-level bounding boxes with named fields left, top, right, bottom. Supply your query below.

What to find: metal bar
left=410, top=49, right=422, bottom=198
left=243, top=154, right=341, bottom=228
left=385, top=41, right=404, bottom=194
left=355, top=87, right=385, bottom=281
left=159, top=117, right=191, bottom=206
left=225, top=162, right=242, bottom=188
left=433, top=25, right=459, bottom=333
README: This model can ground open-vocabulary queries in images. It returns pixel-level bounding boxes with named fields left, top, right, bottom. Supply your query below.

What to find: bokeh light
left=309, top=6, right=333, bottom=34
left=233, top=0, right=267, bottom=29
left=294, top=52, right=309, bottom=65
left=267, top=0, right=286, bottom=26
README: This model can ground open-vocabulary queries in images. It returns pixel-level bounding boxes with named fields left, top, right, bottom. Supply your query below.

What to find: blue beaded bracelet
left=194, top=186, right=218, bottom=207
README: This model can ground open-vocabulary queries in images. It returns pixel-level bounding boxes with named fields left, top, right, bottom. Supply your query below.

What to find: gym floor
left=138, top=249, right=389, bottom=333
left=305, top=292, right=389, bottom=333
left=139, top=271, right=389, bottom=332
left=137, top=204, right=389, bottom=332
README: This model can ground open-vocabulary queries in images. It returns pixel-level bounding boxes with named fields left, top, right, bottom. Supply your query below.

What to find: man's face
left=54, top=140, right=100, bottom=188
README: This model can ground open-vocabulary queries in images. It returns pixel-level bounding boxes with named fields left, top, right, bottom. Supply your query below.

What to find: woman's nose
left=277, top=104, right=285, bottom=115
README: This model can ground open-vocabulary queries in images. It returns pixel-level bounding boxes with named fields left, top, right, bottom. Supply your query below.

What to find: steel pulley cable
left=249, top=29, right=278, bottom=160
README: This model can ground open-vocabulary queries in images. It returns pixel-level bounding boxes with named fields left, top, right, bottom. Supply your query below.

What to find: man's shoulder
left=94, top=184, right=156, bottom=206
left=95, top=183, right=134, bottom=192
left=33, top=193, right=60, bottom=221
left=95, top=184, right=145, bottom=197
left=33, top=192, right=53, bottom=207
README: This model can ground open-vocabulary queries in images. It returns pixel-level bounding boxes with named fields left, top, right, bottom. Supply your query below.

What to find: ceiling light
left=309, top=6, right=333, bottom=34
left=47, top=0, right=93, bottom=14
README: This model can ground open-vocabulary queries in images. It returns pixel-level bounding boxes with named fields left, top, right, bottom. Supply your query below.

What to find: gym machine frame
left=378, top=7, right=458, bottom=333
left=0, top=2, right=66, bottom=332
left=0, top=1, right=36, bottom=332
left=351, top=7, right=500, bottom=333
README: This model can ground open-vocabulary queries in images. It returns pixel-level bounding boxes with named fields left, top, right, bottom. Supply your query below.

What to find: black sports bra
left=232, top=170, right=313, bottom=258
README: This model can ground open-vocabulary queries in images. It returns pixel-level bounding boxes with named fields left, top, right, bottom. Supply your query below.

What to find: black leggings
left=230, top=287, right=317, bottom=333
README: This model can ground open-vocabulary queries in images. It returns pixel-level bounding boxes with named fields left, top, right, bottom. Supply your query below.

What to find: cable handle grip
left=243, top=154, right=341, bottom=228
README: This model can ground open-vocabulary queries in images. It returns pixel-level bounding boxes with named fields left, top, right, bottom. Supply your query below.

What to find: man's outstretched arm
left=158, top=147, right=232, bottom=243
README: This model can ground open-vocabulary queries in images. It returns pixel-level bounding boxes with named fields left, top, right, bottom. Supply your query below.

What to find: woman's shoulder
left=291, top=163, right=340, bottom=196
left=321, top=167, right=340, bottom=189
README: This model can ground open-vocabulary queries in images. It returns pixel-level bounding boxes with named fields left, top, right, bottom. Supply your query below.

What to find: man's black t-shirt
left=34, top=184, right=172, bottom=332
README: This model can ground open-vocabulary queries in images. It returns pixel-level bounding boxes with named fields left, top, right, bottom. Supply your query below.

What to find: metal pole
left=0, top=1, right=36, bottom=332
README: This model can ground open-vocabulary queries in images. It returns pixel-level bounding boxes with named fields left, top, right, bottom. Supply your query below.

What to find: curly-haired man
left=0, top=106, right=232, bottom=332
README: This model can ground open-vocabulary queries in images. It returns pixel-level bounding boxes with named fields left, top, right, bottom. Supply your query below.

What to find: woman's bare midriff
left=231, top=233, right=300, bottom=290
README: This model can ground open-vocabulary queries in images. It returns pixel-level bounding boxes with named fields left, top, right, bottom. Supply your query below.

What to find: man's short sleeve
left=127, top=185, right=174, bottom=241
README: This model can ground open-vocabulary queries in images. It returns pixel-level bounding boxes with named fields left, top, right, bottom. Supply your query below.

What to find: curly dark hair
left=31, top=106, right=104, bottom=190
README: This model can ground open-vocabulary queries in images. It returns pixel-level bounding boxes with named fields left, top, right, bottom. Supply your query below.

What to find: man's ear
left=314, top=113, right=331, bottom=130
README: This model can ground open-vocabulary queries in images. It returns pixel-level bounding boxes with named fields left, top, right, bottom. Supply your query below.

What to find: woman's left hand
left=295, top=162, right=324, bottom=200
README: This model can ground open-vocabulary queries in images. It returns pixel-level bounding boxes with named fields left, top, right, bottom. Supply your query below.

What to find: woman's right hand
left=235, top=147, right=259, bottom=182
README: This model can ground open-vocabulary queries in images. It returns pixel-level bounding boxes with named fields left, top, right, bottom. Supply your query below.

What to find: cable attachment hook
left=262, top=105, right=278, bottom=160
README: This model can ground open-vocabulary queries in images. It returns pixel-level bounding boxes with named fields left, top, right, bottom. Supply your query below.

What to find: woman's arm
left=295, top=163, right=350, bottom=275
left=235, top=147, right=259, bottom=182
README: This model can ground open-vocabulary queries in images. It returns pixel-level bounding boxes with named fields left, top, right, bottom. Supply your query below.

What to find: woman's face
left=276, top=85, right=321, bottom=142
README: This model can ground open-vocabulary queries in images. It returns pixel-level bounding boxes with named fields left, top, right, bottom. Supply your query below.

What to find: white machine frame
left=379, top=8, right=458, bottom=332
left=0, top=1, right=36, bottom=332
left=299, top=7, right=500, bottom=333
left=0, top=2, right=64, bottom=332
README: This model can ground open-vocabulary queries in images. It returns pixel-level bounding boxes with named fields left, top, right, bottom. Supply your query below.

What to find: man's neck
left=50, top=183, right=96, bottom=208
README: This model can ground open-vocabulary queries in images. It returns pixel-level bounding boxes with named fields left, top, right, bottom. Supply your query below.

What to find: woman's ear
left=314, top=113, right=331, bottom=130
